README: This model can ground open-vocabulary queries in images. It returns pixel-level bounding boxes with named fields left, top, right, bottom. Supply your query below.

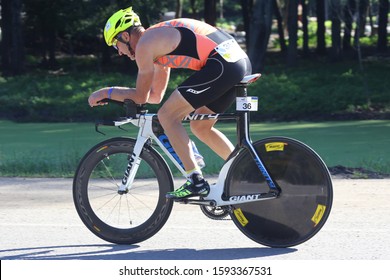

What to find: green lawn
left=0, top=119, right=389, bottom=177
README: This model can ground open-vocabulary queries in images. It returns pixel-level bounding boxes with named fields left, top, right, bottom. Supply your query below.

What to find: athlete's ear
left=122, top=32, right=131, bottom=42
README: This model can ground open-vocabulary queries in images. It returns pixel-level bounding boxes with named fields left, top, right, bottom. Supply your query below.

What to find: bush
left=0, top=58, right=389, bottom=122
left=247, top=59, right=390, bottom=121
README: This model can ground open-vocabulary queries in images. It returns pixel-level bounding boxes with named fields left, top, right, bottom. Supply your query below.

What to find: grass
left=0, top=119, right=389, bottom=178
left=248, top=120, right=390, bottom=174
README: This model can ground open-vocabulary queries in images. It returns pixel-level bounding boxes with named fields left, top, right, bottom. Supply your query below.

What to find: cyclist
left=88, top=7, right=252, bottom=199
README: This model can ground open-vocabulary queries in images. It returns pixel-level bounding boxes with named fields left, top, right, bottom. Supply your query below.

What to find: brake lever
left=118, top=126, right=128, bottom=132
left=95, top=120, right=116, bottom=136
left=95, top=123, right=106, bottom=136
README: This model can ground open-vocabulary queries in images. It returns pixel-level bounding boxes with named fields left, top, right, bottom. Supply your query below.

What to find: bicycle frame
left=102, top=78, right=281, bottom=207
left=75, top=74, right=332, bottom=247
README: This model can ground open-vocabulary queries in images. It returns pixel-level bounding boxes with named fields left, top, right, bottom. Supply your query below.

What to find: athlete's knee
left=148, top=94, right=164, bottom=104
left=158, top=106, right=181, bottom=129
left=157, top=106, right=170, bottom=125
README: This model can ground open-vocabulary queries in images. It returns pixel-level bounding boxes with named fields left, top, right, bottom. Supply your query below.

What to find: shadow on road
left=0, top=244, right=296, bottom=260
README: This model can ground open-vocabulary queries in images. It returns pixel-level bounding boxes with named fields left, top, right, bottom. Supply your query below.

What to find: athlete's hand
left=88, top=88, right=108, bottom=107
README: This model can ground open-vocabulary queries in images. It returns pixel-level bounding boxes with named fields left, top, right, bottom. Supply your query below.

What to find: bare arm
left=88, top=57, right=157, bottom=106
left=148, top=64, right=170, bottom=104
left=88, top=28, right=177, bottom=106
left=87, top=66, right=169, bottom=106
left=88, top=86, right=136, bottom=106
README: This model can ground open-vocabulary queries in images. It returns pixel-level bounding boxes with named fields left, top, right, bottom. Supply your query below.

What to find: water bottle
left=191, top=140, right=205, bottom=169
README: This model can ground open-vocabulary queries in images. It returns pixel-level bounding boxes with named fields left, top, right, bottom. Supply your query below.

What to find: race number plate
left=236, top=96, right=258, bottom=111
left=215, top=39, right=247, bottom=63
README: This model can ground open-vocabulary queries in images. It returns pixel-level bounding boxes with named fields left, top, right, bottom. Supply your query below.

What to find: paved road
left=0, top=177, right=389, bottom=260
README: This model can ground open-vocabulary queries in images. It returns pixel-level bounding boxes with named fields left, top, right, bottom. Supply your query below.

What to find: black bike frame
left=181, top=84, right=281, bottom=194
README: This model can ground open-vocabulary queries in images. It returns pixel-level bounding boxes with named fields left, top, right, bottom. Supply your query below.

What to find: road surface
left=0, top=177, right=389, bottom=260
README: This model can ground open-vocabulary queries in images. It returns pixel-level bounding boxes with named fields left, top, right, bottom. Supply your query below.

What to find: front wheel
left=73, top=137, right=174, bottom=244
left=226, top=137, right=333, bottom=248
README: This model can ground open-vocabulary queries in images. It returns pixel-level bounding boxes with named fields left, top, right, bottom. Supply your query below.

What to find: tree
left=287, top=0, right=298, bottom=66
left=301, top=0, right=309, bottom=55
left=240, top=0, right=253, bottom=49
left=247, top=0, right=274, bottom=72
left=343, top=0, right=356, bottom=51
left=356, top=0, right=369, bottom=38
left=274, top=0, right=287, bottom=53
left=1, top=0, right=24, bottom=75
left=188, top=0, right=201, bottom=19
left=316, top=0, right=326, bottom=54
left=377, top=0, right=389, bottom=52
left=204, top=0, right=217, bottom=26
left=24, top=0, right=68, bottom=69
left=176, top=0, right=183, bottom=17
left=330, top=0, right=342, bottom=61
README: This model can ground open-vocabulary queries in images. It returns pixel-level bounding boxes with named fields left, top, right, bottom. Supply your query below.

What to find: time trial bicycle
left=73, top=73, right=333, bottom=248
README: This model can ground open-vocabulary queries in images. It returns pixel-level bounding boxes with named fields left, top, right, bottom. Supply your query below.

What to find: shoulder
left=137, top=27, right=181, bottom=58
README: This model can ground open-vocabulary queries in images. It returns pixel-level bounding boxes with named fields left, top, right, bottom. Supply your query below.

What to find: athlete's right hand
left=88, top=88, right=109, bottom=107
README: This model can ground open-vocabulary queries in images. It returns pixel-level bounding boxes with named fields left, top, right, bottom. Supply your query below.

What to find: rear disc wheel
left=227, top=137, right=333, bottom=247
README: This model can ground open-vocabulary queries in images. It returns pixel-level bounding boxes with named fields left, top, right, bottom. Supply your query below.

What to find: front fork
left=117, top=134, right=148, bottom=194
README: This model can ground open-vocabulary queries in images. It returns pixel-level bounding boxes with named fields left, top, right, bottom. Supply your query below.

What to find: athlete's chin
left=129, top=51, right=136, bottom=60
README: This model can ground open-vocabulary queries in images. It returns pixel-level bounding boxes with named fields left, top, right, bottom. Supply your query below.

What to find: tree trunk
left=1, top=0, right=11, bottom=74
left=248, top=0, right=274, bottom=72
left=301, top=0, right=309, bottom=55
left=377, top=0, right=389, bottom=52
left=1, top=0, right=24, bottom=76
left=330, top=0, right=342, bottom=61
left=367, top=2, right=374, bottom=37
left=204, top=0, right=217, bottom=26
left=287, top=0, right=298, bottom=66
left=274, top=0, right=287, bottom=53
left=220, top=0, right=224, bottom=19
left=176, top=0, right=183, bottom=18
left=356, top=0, right=369, bottom=38
left=343, top=0, right=356, bottom=51
left=316, top=0, right=326, bottom=55
left=240, top=0, right=253, bottom=50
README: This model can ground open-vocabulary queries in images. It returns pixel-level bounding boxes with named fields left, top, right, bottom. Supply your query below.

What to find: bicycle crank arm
left=172, top=198, right=217, bottom=207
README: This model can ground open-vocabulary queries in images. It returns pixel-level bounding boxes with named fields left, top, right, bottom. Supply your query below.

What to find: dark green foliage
left=247, top=58, right=390, bottom=121
left=1, top=56, right=389, bottom=122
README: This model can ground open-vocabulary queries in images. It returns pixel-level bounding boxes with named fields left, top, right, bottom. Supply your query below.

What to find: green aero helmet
left=104, top=7, right=141, bottom=46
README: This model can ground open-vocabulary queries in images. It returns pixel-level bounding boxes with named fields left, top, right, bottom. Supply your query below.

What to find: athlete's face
left=112, top=32, right=136, bottom=60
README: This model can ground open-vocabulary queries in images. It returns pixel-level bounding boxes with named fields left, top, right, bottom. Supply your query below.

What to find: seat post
left=234, top=84, right=252, bottom=148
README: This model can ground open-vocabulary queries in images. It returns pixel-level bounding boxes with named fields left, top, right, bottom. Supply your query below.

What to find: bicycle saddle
left=239, top=73, right=261, bottom=85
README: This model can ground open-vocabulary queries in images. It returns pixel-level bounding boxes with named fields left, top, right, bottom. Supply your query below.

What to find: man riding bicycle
left=88, top=7, right=252, bottom=199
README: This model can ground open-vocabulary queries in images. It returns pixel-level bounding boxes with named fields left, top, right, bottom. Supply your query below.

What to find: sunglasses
left=112, top=33, right=125, bottom=50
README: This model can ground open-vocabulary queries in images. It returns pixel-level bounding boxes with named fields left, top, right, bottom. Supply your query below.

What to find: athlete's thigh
left=158, top=89, right=195, bottom=120
left=192, top=106, right=218, bottom=129
left=178, top=55, right=247, bottom=111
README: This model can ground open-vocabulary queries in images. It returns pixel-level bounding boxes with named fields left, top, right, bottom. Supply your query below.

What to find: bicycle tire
left=73, top=137, right=174, bottom=244
left=226, top=137, right=333, bottom=248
